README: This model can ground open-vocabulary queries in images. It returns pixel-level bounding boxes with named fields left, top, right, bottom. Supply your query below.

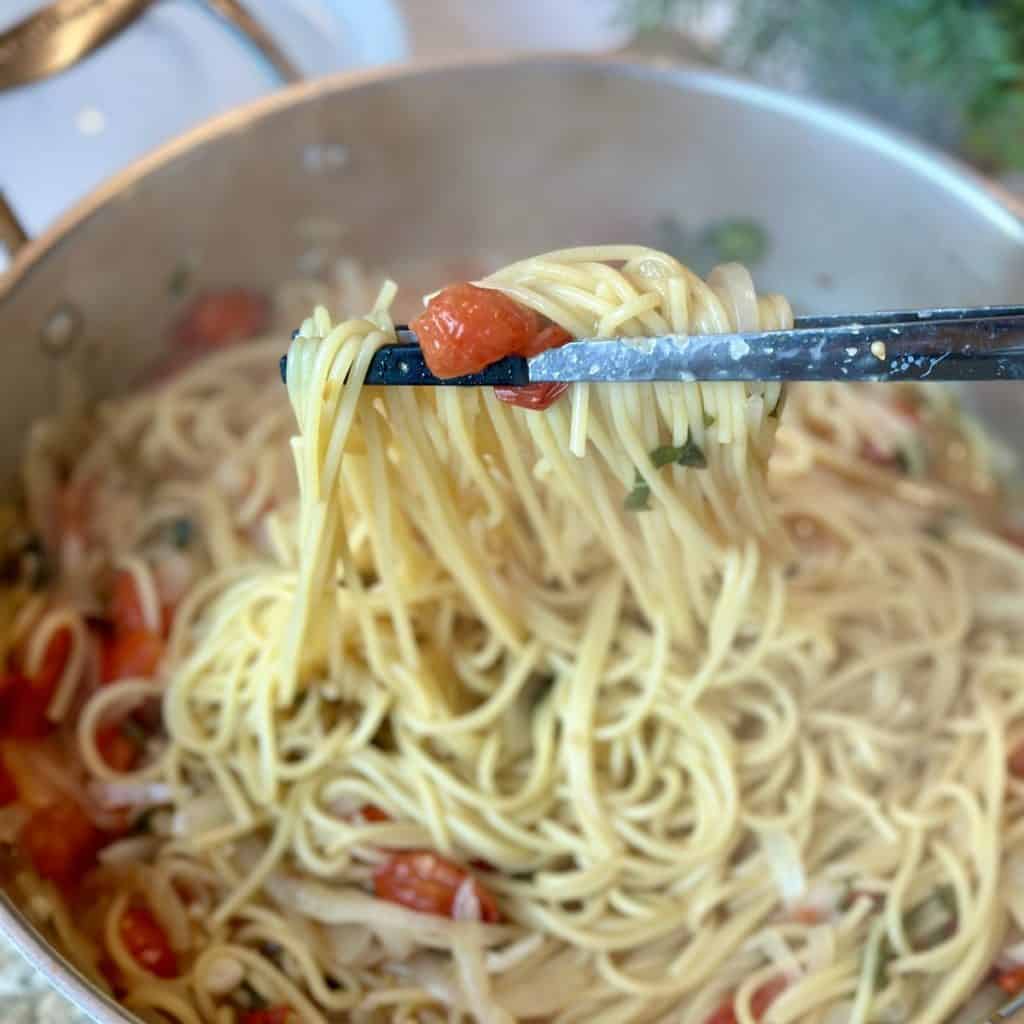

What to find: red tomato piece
left=704, top=979, right=786, bottom=1024
left=0, top=754, right=17, bottom=806
left=412, top=283, right=571, bottom=379
left=110, top=571, right=148, bottom=634
left=1009, top=742, right=1024, bottom=779
left=374, top=851, right=501, bottom=923
left=96, top=724, right=142, bottom=773
left=241, top=1008, right=292, bottom=1024
left=361, top=804, right=390, bottom=823
left=998, top=965, right=1024, bottom=994
left=175, top=289, right=270, bottom=349
left=751, top=978, right=787, bottom=1018
left=20, top=801, right=102, bottom=891
left=494, top=382, right=569, bottom=411
left=100, top=630, right=164, bottom=684
left=0, top=629, right=71, bottom=739
left=119, top=906, right=177, bottom=978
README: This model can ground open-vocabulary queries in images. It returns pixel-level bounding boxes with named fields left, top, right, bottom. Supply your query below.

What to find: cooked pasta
left=1, top=246, right=1023, bottom=1024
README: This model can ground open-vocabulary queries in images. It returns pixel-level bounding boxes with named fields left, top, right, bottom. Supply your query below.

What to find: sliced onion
left=90, top=779, right=174, bottom=809
left=761, top=830, right=807, bottom=907
left=996, top=939, right=1024, bottom=970
left=172, top=791, right=228, bottom=836
left=98, top=835, right=160, bottom=865
left=822, top=1000, right=854, bottom=1024
left=453, top=879, right=483, bottom=922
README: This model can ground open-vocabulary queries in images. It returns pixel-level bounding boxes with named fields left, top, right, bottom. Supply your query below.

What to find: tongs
left=281, top=305, right=1024, bottom=386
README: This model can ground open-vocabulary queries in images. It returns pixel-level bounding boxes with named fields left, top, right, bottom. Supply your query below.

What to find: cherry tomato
left=361, top=804, right=390, bottom=823
left=96, top=723, right=142, bottom=773
left=20, top=801, right=102, bottom=891
left=241, top=1008, right=292, bottom=1024
left=119, top=906, right=177, bottom=978
left=998, top=965, right=1024, bottom=994
left=412, top=283, right=571, bottom=379
left=175, top=289, right=270, bottom=349
left=110, top=571, right=149, bottom=634
left=494, top=382, right=569, bottom=411
left=374, top=850, right=501, bottom=923
left=0, top=629, right=72, bottom=739
left=704, top=978, right=786, bottom=1024
left=100, top=629, right=164, bottom=684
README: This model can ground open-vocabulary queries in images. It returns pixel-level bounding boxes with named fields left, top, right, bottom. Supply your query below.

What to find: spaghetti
left=0, top=247, right=1022, bottom=1024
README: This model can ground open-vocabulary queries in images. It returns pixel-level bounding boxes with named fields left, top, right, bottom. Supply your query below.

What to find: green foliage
left=616, top=0, right=1024, bottom=170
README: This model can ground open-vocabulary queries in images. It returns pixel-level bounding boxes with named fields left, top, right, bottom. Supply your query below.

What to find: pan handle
left=0, top=0, right=303, bottom=261
left=0, top=0, right=302, bottom=93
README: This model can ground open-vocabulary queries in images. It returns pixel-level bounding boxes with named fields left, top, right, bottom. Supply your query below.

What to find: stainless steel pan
left=0, top=52, right=1023, bottom=1023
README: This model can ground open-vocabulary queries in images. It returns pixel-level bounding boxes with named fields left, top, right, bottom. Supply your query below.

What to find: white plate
left=0, top=0, right=408, bottom=247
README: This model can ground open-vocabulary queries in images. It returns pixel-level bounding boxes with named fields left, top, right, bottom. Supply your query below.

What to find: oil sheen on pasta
left=2, top=246, right=1022, bottom=1024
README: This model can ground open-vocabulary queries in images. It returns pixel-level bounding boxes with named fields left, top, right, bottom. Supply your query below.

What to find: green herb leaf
left=167, top=262, right=191, bottom=300
left=624, top=473, right=652, bottom=510
left=676, top=436, right=707, bottom=468
left=131, top=807, right=158, bottom=836
left=235, top=979, right=268, bottom=1011
left=701, top=217, right=769, bottom=266
left=703, top=412, right=716, bottom=428
left=650, top=445, right=684, bottom=468
left=166, top=517, right=194, bottom=549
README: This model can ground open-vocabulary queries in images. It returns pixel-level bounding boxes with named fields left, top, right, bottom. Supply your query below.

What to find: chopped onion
left=98, top=836, right=160, bottom=865
left=822, top=1000, right=854, bottom=1024
left=996, top=940, right=1024, bottom=970
left=203, top=955, right=245, bottom=996
left=453, top=879, right=483, bottom=922
left=172, top=791, right=228, bottom=836
left=761, top=830, right=807, bottom=907
left=89, top=779, right=173, bottom=809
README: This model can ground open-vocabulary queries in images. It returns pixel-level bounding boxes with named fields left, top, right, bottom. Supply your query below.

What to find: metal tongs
left=280, top=305, right=1024, bottom=386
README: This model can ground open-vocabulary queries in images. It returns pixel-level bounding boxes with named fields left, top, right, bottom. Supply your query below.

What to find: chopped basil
left=703, top=412, right=716, bottom=428
left=701, top=217, right=769, bottom=266
left=676, top=437, right=707, bottom=468
left=167, top=517, right=194, bottom=549
left=167, top=262, right=191, bottom=299
left=650, top=445, right=683, bottom=468
left=624, top=473, right=652, bottom=510
left=625, top=438, right=707, bottom=509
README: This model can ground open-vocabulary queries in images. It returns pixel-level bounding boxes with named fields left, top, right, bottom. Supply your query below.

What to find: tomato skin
left=110, top=571, right=148, bottom=634
left=704, top=978, right=786, bottom=1024
left=0, top=755, right=17, bottom=806
left=412, top=283, right=571, bottom=379
left=374, top=851, right=501, bottom=923
left=361, top=804, right=390, bottom=823
left=20, top=801, right=102, bottom=891
left=241, top=1008, right=292, bottom=1024
left=175, top=289, right=270, bottom=349
left=96, top=724, right=142, bottom=772
left=0, top=629, right=72, bottom=739
left=494, top=382, right=569, bottom=411
left=998, top=965, right=1024, bottom=994
left=119, top=906, right=177, bottom=978
left=100, top=629, right=164, bottom=684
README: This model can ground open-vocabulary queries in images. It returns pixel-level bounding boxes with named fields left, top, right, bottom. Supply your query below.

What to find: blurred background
left=3, top=0, right=1024, bottom=267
